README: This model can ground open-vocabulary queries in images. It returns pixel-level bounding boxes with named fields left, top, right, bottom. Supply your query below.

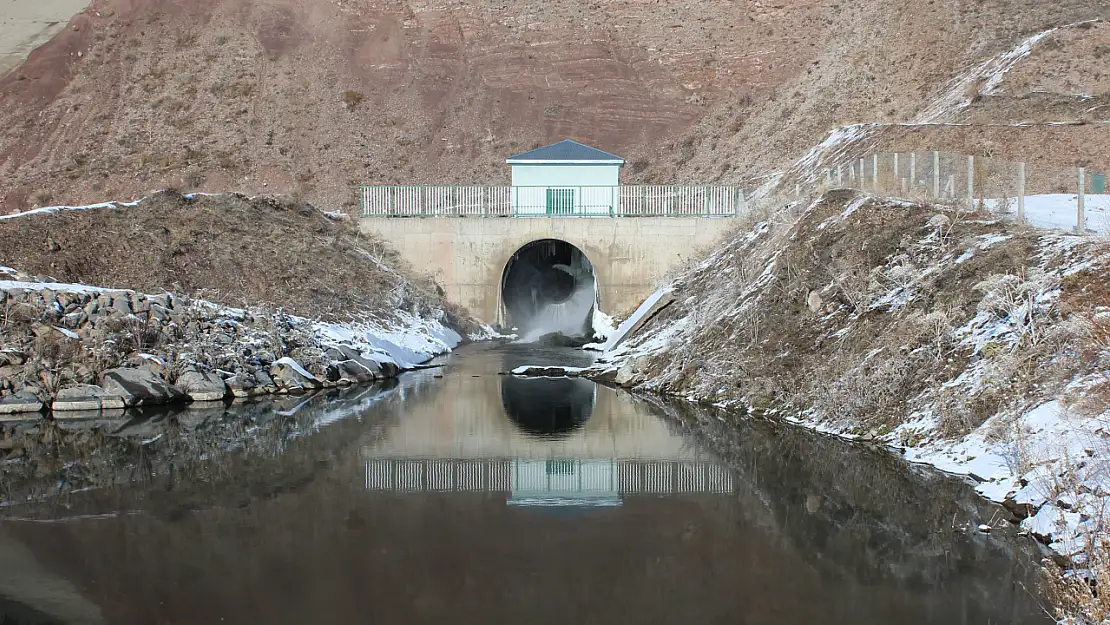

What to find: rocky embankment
left=0, top=271, right=462, bottom=420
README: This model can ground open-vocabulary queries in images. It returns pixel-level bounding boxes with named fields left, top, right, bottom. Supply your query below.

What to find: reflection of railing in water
left=364, top=459, right=734, bottom=495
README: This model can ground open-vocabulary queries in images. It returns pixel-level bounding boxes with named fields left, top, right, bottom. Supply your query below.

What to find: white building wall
left=509, top=164, right=622, bottom=216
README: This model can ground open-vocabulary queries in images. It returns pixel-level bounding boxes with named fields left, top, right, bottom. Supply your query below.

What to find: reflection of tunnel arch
left=500, top=375, right=596, bottom=437
left=500, top=239, right=597, bottom=338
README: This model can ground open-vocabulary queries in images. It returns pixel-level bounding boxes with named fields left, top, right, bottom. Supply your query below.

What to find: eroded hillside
left=0, top=0, right=830, bottom=211
left=1, top=0, right=1107, bottom=212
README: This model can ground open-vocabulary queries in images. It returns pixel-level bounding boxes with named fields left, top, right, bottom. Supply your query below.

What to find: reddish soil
left=0, top=0, right=1107, bottom=212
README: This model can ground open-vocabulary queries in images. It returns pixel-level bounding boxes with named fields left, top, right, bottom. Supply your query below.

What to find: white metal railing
left=360, top=185, right=746, bottom=218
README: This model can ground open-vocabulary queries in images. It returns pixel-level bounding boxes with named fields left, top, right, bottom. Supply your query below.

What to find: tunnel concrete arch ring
left=500, top=239, right=598, bottom=338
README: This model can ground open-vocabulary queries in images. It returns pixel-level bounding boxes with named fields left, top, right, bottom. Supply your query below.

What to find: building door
left=545, top=188, right=575, bottom=215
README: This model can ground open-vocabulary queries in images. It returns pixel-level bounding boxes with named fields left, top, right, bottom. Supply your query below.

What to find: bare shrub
left=183, top=167, right=205, bottom=190
left=342, top=90, right=365, bottom=110
left=1045, top=537, right=1110, bottom=624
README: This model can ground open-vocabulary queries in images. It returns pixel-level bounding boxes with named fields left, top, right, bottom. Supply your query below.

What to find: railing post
left=910, top=153, right=917, bottom=190
left=932, top=151, right=940, bottom=198
left=389, top=186, right=396, bottom=216
left=1017, top=162, right=1025, bottom=225
left=703, top=185, right=710, bottom=216
left=967, top=155, right=975, bottom=210
left=872, top=154, right=878, bottom=190
left=1078, top=167, right=1086, bottom=234
left=893, top=153, right=900, bottom=195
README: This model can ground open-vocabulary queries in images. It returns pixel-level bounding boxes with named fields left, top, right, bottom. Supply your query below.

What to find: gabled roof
left=506, top=140, right=625, bottom=165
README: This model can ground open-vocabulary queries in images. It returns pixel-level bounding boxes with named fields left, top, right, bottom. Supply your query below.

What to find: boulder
left=336, top=359, right=378, bottom=384
left=378, top=360, right=401, bottom=379
left=590, top=368, right=619, bottom=384
left=108, top=292, right=132, bottom=315
left=176, top=371, right=229, bottom=402
left=225, top=373, right=257, bottom=398
left=0, top=390, right=45, bottom=416
left=614, top=356, right=650, bottom=387
left=53, top=385, right=127, bottom=411
left=253, top=369, right=277, bottom=392
left=99, top=367, right=187, bottom=406
left=270, top=357, right=322, bottom=393
left=532, top=332, right=591, bottom=348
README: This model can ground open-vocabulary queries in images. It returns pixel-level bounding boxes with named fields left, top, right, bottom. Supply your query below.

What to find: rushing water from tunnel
left=501, top=239, right=598, bottom=340
left=0, top=344, right=1051, bottom=625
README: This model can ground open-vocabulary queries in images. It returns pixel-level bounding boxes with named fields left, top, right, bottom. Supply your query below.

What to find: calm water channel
left=1, top=344, right=1050, bottom=624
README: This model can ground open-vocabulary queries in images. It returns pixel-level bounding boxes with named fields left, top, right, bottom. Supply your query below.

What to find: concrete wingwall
left=360, top=217, right=738, bottom=323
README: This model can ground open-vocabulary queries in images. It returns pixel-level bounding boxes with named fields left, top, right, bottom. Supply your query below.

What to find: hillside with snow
left=591, top=190, right=1110, bottom=619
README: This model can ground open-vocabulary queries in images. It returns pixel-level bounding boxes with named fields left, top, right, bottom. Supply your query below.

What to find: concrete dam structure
left=360, top=216, right=738, bottom=327
left=359, top=140, right=743, bottom=329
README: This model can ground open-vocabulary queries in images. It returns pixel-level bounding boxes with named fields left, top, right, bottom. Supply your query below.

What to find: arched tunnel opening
left=501, top=239, right=597, bottom=340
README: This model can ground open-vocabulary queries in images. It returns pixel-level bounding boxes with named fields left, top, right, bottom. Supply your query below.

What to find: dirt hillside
left=0, top=191, right=466, bottom=325
left=1, top=0, right=1107, bottom=213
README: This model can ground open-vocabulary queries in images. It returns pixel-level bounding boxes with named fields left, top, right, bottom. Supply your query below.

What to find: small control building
left=506, top=140, right=625, bottom=216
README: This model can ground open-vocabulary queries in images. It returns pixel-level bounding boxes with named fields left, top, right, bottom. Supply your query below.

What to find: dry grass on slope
left=0, top=191, right=470, bottom=328
left=631, top=191, right=1110, bottom=436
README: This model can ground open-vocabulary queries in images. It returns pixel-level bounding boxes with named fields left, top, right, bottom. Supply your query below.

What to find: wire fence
left=803, top=151, right=1110, bottom=234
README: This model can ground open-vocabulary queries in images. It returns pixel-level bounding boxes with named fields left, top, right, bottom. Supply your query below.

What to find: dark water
left=0, top=344, right=1051, bottom=624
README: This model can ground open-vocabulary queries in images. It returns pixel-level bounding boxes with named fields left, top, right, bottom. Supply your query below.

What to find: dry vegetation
left=630, top=191, right=1108, bottom=438
left=0, top=191, right=470, bottom=327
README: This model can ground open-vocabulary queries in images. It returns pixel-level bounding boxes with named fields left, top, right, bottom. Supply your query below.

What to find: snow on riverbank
left=312, top=310, right=462, bottom=369
left=1, top=277, right=462, bottom=369
left=588, top=193, right=1110, bottom=565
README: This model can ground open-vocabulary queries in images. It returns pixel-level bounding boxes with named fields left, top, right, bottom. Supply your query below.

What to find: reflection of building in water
left=361, top=371, right=734, bottom=506
left=364, top=458, right=734, bottom=504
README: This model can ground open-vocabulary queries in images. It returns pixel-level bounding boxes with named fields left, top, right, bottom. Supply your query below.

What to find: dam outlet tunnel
left=501, top=239, right=597, bottom=339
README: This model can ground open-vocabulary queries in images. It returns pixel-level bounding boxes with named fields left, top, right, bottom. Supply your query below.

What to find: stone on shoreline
left=53, top=384, right=127, bottom=411
left=100, top=367, right=187, bottom=406
left=225, top=373, right=257, bottom=398
left=270, top=357, right=322, bottom=393
left=176, top=371, right=230, bottom=402
left=0, top=390, right=45, bottom=416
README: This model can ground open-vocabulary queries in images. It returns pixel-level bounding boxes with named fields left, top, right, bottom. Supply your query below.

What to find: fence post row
left=967, top=155, right=975, bottom=209
left=1078, top=167, right=1086, bottom=235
